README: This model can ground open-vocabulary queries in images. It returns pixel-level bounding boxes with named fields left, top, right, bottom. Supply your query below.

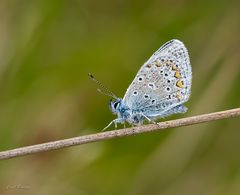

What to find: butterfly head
left=109, top=98, right=122, bottom=114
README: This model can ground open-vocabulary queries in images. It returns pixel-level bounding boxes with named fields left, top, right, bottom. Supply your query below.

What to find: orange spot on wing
left=172, top=65, right=177, bottom=70
left=176, top=93, right=182, bottom=101
left=146, top=64, right=152, bottom=68
left=176, top=80, right=184, bottom=88
left=174, top=70, right=181, bottom=78
left=155, top=59, right=161, bottom=67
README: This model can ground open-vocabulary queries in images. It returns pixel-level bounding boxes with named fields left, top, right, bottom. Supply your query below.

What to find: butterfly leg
left=102, top=118, right=125, bottom=131
left=102, top=120, right=114, bottom=131
left=141, top=113, right=160, bottom=127
left=141, top=113, right=155, bottom=123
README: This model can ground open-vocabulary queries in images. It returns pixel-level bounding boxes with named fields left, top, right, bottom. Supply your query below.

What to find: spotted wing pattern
left=123, top=39, right=192, bottom=116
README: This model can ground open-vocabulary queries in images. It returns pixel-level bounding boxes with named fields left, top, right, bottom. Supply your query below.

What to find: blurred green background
left=0, top=0, right=240, bottom=194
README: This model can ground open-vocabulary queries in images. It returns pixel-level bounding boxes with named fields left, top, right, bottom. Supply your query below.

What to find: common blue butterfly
left=90, top=39, right=192, bottom=130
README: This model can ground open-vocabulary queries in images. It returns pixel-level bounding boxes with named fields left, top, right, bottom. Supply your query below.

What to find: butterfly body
left=109, top=98, right=187, bottom=128
left=94, top=39, right=192, bottom=130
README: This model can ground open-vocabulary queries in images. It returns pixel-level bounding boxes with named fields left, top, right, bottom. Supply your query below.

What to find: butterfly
left=89, top=39, right=192, bottom=131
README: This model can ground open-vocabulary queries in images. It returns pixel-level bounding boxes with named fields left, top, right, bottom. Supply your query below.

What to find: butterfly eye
left=113, top=102, right=119, bottom=109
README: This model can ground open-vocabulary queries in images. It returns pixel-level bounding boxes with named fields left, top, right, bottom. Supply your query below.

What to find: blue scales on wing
left=123, top=39, right=192, bottom=119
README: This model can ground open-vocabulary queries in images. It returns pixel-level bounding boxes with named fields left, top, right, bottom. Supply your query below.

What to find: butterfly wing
left=123, top=39, right=192, bottom=116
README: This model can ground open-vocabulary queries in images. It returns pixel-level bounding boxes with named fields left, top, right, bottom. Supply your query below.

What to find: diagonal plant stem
left=0, top=108, right=239, bottom=160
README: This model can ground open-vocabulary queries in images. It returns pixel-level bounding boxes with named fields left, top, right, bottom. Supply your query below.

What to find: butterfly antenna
left=88, top=73, right=118, bottom=99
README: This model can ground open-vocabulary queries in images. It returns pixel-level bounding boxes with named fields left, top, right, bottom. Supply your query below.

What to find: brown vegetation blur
left=0, top=0, right=240, bottom=194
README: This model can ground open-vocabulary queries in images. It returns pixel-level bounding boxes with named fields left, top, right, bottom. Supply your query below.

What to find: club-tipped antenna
left=88, top=73, right=118, bottom=99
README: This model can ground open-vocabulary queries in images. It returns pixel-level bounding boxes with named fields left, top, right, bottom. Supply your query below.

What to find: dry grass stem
left=0, top=108, right=239, bottom=160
